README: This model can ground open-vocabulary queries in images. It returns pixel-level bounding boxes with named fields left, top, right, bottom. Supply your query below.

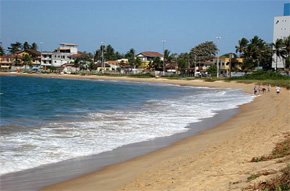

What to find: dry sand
left=2, top=73, right=289, bottom=190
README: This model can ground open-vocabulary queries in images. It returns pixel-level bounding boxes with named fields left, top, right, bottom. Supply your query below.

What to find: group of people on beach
left=254, top=84, right=280, bottom=95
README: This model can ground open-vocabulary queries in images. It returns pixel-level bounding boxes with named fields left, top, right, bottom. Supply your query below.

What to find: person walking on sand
left=268, top=84, right=271, bottom=92
left=254, top=86, right=258, bottom=95
left=276, top=85, right=280, bottom=95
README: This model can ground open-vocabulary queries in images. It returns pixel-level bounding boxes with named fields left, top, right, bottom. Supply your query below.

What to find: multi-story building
left=212, top=57, right=243, bottom=77
left=272, top=3, right=290, bottom=69
left=41, top=43, right=78, bottom=68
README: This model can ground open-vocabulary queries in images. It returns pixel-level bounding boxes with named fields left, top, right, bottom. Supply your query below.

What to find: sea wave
left=0, top=87, right=254, bottom=175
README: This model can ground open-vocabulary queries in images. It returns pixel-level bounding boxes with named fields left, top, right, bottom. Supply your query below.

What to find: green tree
left=241, top=57, right=254, bottom=73
left=126, top=48, right=136, bottom=68
left=13, top=55, right=22, bottom=66
left=153, top=56, right=162, bottom=71
left=271, top=38, right=285, bottom=71
left=164, top=49, right=177, bottom=67
left=31, top=42, right=38, bottom=50
left=125, top=48, right=135, bottom=59
left=207, top=64, right=217, bottom=77
left=235, top=38, right=249, bottom=58
left=282, top=35, right=290, bottom=69
left=0, top=45, right=5, bottom=56
left=177, top=58, right=187, bottom=73
left=87, top=61, right=96, bottom=71
left=236, top=36, right=272, bottom=71
left=22, top=54, right=32, bottom=71
left=8, top=42, right=22, bottom=54
left=190, top=41, right=218, bottom=63
left=104, top=44, right=115, bottom=61
left=74, top=54, right=93, bottom=70
left=94, top=49, right=101, bottom=62
left=23, top=42, right=31, bottom=50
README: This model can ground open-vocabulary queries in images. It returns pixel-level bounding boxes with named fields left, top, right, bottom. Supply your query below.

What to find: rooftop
left=138, top=51, right=163, bottom=57
left=59, top=43, right=78, bottom=47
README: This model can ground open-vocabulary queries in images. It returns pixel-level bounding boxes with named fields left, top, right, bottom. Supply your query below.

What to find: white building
left=41, top=43, right=78, bottom=68
left=272, top=3, right=290, bottom=69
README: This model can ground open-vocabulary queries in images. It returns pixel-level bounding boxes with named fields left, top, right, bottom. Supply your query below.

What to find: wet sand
left=1, top=73, right=289, bottom=191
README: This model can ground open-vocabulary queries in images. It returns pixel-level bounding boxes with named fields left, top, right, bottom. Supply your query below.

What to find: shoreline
left=1, top=73, right=289, bottom=191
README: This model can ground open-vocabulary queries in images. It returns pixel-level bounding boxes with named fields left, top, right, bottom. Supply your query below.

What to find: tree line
left=1, top=35, right=289, bottom=73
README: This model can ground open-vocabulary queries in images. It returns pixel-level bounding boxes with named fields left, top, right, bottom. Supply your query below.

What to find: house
left=16, top=49, right=41, bottom=70
left=106, top=61, right=120, bottom=70
left=62, top=63, right=79, bottom=74
left=0, top=49, right=41, bottom=71
left=165, top=62, right=178, bottom=73
left=94, top=62, right=113, bottom=72
left=0, top=54, right=16, bottom=70
left=212, top=57, right=243, bottom=77
left=136, top=51, right=164, bottom=69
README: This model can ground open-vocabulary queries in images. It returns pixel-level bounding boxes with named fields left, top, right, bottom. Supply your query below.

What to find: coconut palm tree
left=272, top=38, right=284, bottom=71
left=235, top=38, right=249, bottom=58
left=282, top=35, right=290, bottom=69
left=22, top=54, right=32, bottom=72
left=0, top=45, right=5, bottom=56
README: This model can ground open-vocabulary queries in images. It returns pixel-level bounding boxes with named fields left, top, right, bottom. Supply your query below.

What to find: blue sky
left=1, top=0, right=289, bottom=55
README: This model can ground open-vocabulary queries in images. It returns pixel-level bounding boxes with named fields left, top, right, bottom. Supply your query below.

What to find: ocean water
left=0, top=75, right=254, bottom=176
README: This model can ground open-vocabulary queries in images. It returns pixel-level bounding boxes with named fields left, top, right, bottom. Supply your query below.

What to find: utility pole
left=40, top=42, right=43, bottom=71
left=194, top=54, right=197, bottom=77
left=229, top=53, right=232, bottom=78
left=162, top=40, right=166, bottom=76
left=101, top=42, right=105, bottom=73
left=216, top=37, right=221, bottom=78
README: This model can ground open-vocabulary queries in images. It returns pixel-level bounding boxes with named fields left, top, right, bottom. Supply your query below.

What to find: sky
left=1, top=0, right=289, bottom=56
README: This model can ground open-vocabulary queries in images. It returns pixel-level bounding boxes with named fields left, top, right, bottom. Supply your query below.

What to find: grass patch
left=246, top=133, right=290, bottom=190
left=246, top=165, right=290, bottom=191
left=247, top=174, right=261, bottom=182
left=225, top=71, right=290, bottom=89
left=251, top=133, right=290, bottom=162
left=128, top=73, right=155, bottom=78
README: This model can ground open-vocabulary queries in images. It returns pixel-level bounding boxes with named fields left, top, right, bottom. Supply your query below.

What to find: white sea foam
left=0, top=87, right=255, bottom=175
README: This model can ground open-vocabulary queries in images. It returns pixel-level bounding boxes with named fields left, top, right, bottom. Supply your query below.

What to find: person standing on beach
left=268, top=84, right=271, bottom=92
left=254, top=86, right=257, bottom=95
left=276, top=85, right=280, bottom=95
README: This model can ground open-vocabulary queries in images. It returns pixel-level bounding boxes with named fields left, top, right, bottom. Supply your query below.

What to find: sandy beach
left=1, top=73, right=289, bottom=191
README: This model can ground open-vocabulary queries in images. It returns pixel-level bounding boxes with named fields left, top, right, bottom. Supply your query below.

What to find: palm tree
left=23, top=42, right=31, bottom=50
left=271, top=38, right=284, bottom=71
left=255, top=38, right=267, bottom=68
left=235, top=38, right=249, bottom=58
left=22, top=54, right=32, bottom=72
left=13, top=55, right=22, bottom=66
left=153, top=56, right=162, bottom=71
left=282, top=35, right=290, bottom=69
left=31, top=42, right=38, bottom=50
left=0, top=45, right=5, bottom=56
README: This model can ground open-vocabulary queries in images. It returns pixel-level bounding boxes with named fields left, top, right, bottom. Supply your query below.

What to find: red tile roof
left=69, top=51, right=86, bottom=58
left=0, top=54, right=16, bottom=58
left=107, top=61, right=120, bottom=65
left=200, top=60, right=212, bottom=64
left=140, top=51, right=163, bottom=57
left=25, top=49, right=41, bottom=55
